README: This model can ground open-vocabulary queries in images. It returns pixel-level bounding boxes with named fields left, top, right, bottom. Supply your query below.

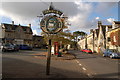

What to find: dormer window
left=23, top=28, right=27, bottom=32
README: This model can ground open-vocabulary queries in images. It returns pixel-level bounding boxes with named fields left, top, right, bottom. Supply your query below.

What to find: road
left=2, top=49, right=120, bottom=79
left=70, top=50, right=120, bottom=78
left=2, top=49, right=88, bottom=78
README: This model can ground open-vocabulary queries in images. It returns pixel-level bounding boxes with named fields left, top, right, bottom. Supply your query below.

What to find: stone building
left=78, top=21, right=120, bottom=53
left=1, top=21, right=33, bottom=46
left=77, top=37, right=86, bottom=50
left=86, top=30, right=94, bottom=52
left=97, top=21, right=112, bottom=53
left=93, top=29, right=99, bottom=53
left=32, top=35, right=47, bottom=48
left=106, top=21, right=120, bottom=52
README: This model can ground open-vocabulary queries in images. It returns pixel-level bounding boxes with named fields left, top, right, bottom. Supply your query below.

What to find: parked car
left=81, top=49, right=92, bottom=54
left=103, top=49, right=120, bottom=59
left=12, top=44, right=20, bottom=51
left=2, top=43, right=15, bottom=52
left=19, top=44, right=32, bottom=50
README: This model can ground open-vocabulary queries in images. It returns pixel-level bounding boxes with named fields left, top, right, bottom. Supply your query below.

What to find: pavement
left=31, top=51, right=76, bottom=60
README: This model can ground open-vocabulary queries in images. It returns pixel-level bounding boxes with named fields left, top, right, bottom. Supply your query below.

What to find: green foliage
left=73, top=31, right=87, bottom=42
left=41, top=31, right=74, bottom=45
left=41, top=30, right=87, bottom=47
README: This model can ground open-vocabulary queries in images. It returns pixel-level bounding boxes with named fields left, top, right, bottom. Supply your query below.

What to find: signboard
left=40, top=16, right=64, bottom=34
left=43, top=10, right=63, bottom=16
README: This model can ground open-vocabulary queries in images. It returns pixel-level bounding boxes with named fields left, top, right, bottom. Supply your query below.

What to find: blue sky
left=0, top=2, right=118, bottom=35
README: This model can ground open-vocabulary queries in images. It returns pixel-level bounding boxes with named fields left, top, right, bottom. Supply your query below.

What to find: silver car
left=2, top=43, right=15, bottom=52
left=103, top=49, right=120, bottom=59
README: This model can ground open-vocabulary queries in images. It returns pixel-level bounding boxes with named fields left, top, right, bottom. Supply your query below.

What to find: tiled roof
left=113, top=21, right=120, bottom=24
left=1, top=23, right=33, bottom=34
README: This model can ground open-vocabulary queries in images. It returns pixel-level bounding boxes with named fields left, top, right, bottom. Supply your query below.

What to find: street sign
left=39, top=2, right=65, bottom=75
left=40, top=16, right=64, bottom=34
left=43, top=9, right=63, bottom=16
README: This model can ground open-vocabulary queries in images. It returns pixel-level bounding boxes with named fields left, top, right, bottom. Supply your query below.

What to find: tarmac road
left=2, top=49, right=88, bottom=79
left=70, top=50, right=120, bottom=78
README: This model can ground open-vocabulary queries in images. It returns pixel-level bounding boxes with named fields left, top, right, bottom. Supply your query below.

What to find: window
left=8, top=34, right=9, bottom=36
left=23, top=28, right=27, bottom=32
left=6, top=26, right=11, bottom=31
left=113, top=36, right=116, bottom=42
left=107, top=37, right=111, bottom=42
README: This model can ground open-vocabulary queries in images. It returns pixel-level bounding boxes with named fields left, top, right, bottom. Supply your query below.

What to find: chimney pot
left=12, top=21, right=14, bottom=25
left=28, top=24, right=31, bottom=27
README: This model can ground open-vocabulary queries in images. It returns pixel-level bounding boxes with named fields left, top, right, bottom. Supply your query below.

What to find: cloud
left=95, top=2, right=117, bottom=16
left=107, top=18, right=115, bottom=23
left=0, top=2, right=118, bottom=35
left=68, top=1, right=93, bottom=31
left=95, top=17, right=100, bottom=20
left=32, top=30, right=39, bottom=35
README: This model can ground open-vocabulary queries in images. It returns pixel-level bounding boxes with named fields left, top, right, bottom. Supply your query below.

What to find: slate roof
left=113, top=21, right=120, bottom=24
left=1, top=23, right=33, bottom=34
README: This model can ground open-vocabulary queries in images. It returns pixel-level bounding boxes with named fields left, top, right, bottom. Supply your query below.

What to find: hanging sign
left=43, top=10, right=63, bottom=16
left=40, top=16, right=64, bottom=34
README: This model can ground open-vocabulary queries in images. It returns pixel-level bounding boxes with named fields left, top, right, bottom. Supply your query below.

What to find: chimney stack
left=98, top=21, right=102, bottom=29
left=98, top=21, right=102, bottom=26
left=90, top=29, right=93, bottom=34
left=28, top=24, right=31, bottom=27
left=12, top=21, right=14, bottom=25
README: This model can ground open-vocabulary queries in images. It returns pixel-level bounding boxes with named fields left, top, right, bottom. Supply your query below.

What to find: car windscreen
left=5, top=44, right=14, bottom=47
left=108, top=49, right=118, bottom=53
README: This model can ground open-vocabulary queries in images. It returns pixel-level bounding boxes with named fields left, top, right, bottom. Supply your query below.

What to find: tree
left=73, top=31, right=87, bottom=50
left=73, top=31, right=87, bottom=42
left=41, top=31, right=74, bottom=48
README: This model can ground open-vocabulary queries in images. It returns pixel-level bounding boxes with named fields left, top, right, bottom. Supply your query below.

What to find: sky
left=0, top=0, right=119, bottom=35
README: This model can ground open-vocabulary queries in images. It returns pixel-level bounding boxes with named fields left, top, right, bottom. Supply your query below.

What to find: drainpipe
left=85, top=36, right=87, bottom=49
left=93, top=32, right=95, bottom=52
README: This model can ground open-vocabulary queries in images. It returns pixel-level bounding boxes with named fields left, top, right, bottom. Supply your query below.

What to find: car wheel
left=2, top=49, right=6, bottom=52
left=103, top=54, right=106, bottom=57
left=110, top=55, right=113, bottom=59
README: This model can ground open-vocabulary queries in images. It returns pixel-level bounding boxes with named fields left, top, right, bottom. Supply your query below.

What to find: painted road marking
left=82, top=67, right=86, bottom=71
left=75, top=60, right=95, bottom=78
left=79, top=64, right=82, bottom=66
left=34, top=56, right=38, bottom=58
left=87, top=74, right=94, bottom=78
left=104, top=59, right=107, bottom=60
left=76, top=60, right=79, bottom=64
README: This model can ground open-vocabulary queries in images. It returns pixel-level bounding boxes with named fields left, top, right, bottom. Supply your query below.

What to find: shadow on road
left=2, top=56, right=88, bottom=79
left=75, top=56, right=97, bottom=59
left=94, top=72, right=120, bottom=79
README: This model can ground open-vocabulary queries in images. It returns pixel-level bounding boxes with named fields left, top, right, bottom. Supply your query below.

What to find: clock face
left=40, top=16, right=64, bottom=34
